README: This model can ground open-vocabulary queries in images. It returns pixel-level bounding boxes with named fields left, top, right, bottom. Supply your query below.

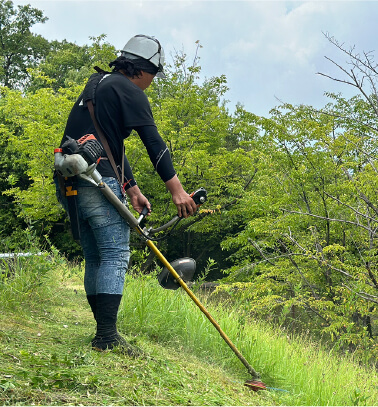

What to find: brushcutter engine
left=54, top=134, right=103, bottom=177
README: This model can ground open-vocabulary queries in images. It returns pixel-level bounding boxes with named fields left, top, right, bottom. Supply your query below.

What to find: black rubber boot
left=86, top=295, right=97, bottom=320
left=91, top=293, right=141, bottom=356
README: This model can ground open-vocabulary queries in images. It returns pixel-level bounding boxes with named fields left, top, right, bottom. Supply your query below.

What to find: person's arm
left=164, top=174, right=197, bottom=218
left=135, top=125, right=197, bottom=218
left=135, top=125, right=176, bottom=181
left=122, top=154, right=151, bottom=214
left=122, top=154, right=137, bottom=190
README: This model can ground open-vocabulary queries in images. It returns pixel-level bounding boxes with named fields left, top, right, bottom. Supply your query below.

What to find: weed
left=350, top=387, right=371, bottom=406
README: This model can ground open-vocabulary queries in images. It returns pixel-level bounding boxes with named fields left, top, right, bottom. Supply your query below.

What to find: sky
left=12, top=0, right=378, bottom=117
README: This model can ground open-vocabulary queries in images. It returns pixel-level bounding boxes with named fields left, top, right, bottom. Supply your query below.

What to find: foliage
left=0, top=84, right=80, bottom=226
left=28, top=34, right=117, bottom=92
left=0, top=0, right=49, bottom=89
left=219, top=40, right=378, bottom=362
left=0, top=4, right=377, bottom=363
left=0, top=242, right=67, bottom=308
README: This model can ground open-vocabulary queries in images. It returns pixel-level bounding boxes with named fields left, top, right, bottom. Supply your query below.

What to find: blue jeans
left=55, top=176, right=130, bottom=295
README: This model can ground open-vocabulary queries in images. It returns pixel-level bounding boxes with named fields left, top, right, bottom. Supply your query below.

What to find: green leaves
left=0, top=1, right=49, bottom=88
left=1, top=84, right=81, bottom=223
left=221, top=96, right=378, bottom=362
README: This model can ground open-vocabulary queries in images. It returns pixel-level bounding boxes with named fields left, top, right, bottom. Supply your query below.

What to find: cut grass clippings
left=0, top=277, right=270, bottom=406
left=1, top=265, right=377, bottom=406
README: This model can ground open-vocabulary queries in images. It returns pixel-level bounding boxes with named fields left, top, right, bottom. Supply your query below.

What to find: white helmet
left=122, top=34, right=166, bottom=78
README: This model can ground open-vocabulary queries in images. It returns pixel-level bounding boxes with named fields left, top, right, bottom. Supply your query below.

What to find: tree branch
left=282, top=208, right=377, bottom=235
left=278, top=239, right=320, bottom=299
left=322, top=191, right=378, bottom=223
left=342, top=283, right=378, bottom=304
left=341, top=167, right=378, bottom=217
left=283, top=234, right=355, bottom=279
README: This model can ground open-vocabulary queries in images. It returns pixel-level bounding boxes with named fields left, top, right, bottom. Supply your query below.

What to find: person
left=55, top=34, right=197, bottom=354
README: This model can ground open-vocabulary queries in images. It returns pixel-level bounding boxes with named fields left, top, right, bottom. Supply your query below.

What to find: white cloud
left=10, top=0, right=378, bottom=116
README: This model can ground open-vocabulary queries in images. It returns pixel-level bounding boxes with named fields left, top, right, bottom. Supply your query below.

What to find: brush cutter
left=54, top=137, right=266, bottom=391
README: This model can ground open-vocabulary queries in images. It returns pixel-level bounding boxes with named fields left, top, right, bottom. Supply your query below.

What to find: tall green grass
left=0, top=247, right=82, bottom=313
left=1, top=252, right=52, bottom=307
left=0, top=255, right=267, bottom=406
left=1, top=251, right=377, bottom=406
left=119, top=272, right=378, bottom=406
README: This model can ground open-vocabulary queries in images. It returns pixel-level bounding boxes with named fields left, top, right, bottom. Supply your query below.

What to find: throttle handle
left=190, top=187, right=207, bottom=206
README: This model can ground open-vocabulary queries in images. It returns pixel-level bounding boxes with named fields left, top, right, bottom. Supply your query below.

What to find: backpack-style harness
left=82, top=67, right=125, bottom=194
left=56, top=68, right=127, bottom=241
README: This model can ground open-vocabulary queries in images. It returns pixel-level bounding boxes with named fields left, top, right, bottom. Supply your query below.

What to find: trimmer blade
left=244, top=380, right=267, bottom=392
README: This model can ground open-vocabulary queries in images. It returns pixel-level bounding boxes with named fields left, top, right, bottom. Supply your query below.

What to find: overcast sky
left=12, top=0, right=378, bottom=117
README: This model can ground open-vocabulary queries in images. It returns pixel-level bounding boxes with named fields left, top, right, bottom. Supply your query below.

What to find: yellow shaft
left=97, top=177, right=259, bottom=378
left=146, top=239, right=259, bottom=379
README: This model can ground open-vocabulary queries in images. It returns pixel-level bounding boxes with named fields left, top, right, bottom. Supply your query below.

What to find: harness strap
left=87, top=100, right=125, bottom=195
left=64, top=176, right=80, bottom=241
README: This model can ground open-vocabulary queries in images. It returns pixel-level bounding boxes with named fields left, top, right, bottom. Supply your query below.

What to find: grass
left=0, top=262, right=269, bottom=406
left=119, top=272, right=378, bottom=406
left=0, top=256, right=377, bottom=405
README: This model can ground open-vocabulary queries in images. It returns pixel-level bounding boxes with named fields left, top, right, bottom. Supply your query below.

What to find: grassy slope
left=119, top=274, right=378, bottom=406
left=0, top=278, right=270, bottom=406
left=1, top=269, right=377, bottom=406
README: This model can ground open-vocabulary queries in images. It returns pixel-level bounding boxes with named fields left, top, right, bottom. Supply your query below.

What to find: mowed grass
left=0, top=258, right=377, bottom=406
left=0, top=268, right=270, bottom=406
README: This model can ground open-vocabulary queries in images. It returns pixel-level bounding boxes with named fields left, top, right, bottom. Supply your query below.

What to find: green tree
left=219, top=38, right=378, bottom=363
left=0, top=83, right=82, bottom=250
left=28, top=35, right=117, bottom=92
left=0, top=0, right=49, bottom=89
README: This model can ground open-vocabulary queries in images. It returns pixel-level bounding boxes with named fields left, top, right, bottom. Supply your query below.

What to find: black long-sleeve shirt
left=60, top=72, right=175, bottom=188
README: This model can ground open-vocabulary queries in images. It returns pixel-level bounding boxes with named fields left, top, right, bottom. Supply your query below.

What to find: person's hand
left=126, top=185, right=151, bottom=215
left=171, top=190, right=197, bottom=218
left=165, top=175, right=197, bottom=218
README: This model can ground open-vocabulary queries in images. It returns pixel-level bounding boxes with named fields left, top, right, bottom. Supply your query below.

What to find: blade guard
left=158, top=258, right=196, bottom=290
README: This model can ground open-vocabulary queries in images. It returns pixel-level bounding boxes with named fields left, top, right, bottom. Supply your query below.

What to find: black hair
left=109, top=56, right=159, bottom=77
